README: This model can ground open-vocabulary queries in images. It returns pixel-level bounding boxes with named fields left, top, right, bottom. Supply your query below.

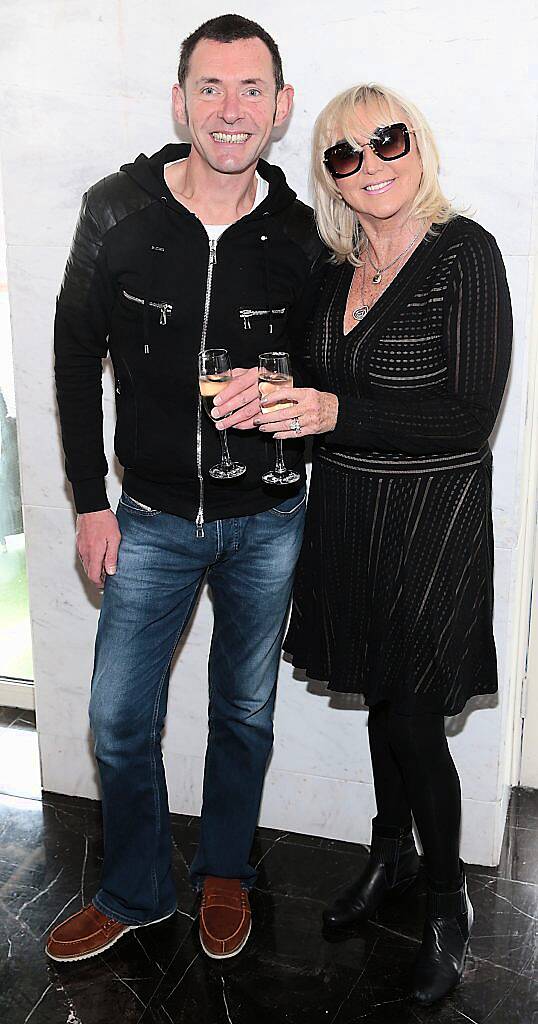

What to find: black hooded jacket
left=54, top=143, right=324, bottom=523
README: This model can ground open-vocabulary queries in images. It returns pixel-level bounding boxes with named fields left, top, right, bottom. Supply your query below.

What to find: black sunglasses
left=323, top=123, right=411, bottom=179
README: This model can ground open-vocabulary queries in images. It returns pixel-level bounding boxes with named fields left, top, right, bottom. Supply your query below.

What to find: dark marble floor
left=0, top=706, right=536, bottom=1024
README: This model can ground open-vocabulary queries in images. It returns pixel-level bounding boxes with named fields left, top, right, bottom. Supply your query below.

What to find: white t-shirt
left=164, top=160, right=269, bottom=243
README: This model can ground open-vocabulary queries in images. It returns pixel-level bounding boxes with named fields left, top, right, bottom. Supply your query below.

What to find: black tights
left=367, top=702, right=462, bottom=887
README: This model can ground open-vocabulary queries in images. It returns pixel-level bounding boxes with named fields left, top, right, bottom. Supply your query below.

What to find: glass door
left=0, top=162, right=34, bottom=697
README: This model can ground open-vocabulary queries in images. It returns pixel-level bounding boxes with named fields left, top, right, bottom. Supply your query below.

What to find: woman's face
left=333, top=105, right=423, bottom=227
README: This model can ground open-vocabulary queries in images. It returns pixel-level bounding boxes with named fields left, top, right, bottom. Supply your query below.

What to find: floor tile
left=0, top=714, right=536, bottom=1024
left=10, top=709, right=37, bottom=730
left=0, top=706, right=19, bottom=727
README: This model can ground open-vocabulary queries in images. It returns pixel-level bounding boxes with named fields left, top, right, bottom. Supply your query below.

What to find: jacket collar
left=121, top=143, right=296, bottom=218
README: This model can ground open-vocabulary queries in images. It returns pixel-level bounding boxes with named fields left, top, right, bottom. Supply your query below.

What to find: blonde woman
left=252, top=85, right=512, bottom=1004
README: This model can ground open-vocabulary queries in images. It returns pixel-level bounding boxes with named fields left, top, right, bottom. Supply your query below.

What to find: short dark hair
left=178, top=14, right=284, bottom=93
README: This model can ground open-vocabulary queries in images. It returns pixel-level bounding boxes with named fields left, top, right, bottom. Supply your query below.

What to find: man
left=47, top=14, right=322, bottom=962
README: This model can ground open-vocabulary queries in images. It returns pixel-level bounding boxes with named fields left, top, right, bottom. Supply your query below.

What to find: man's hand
left=211, top=367, right=260, bottom=430
left=76, top=509, right=121, bottom=587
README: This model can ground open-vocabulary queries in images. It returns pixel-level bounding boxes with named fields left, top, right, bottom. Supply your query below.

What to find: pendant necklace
left=366, top=229, right=421, bottom=284
left=352, top=264, right=369, bottom=322
left=351, top=228, right=423, bottom=322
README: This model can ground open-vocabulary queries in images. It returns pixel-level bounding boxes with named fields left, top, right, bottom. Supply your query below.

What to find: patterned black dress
left=284, top=217, right=512, bottom=715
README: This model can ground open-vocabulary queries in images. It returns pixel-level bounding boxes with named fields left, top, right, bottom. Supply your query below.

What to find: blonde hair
left=312, top=83, right=457, bottom=266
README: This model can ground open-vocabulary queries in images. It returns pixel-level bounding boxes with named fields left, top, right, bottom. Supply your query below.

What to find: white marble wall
left=1, top=0, right=536, bottom=864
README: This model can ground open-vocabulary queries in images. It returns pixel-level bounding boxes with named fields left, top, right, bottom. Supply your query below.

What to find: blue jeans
left=88, top=488, right=306, bottom=925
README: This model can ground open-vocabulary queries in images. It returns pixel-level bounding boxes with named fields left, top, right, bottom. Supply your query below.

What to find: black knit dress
left=284, top=217, right=512, bottom=715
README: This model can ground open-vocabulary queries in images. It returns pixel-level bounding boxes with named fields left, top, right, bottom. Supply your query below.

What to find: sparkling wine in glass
left=199, top=348, right=246, bottom=480
left=258, top=352, right=300, bottom=486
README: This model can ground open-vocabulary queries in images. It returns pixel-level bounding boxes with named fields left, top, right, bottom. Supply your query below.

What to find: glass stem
left=219, top=428, right=233, bottom=468
left=274, top=438, right=287, bottom=476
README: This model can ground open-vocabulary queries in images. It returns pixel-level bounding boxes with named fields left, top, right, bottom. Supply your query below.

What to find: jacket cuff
left=71, top=477, right=110, bottom=514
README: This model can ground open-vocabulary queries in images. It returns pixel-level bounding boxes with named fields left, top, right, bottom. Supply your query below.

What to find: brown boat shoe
left=46, top=903, right=175, bottom=962
left=199, top=877, right=252, bottom=959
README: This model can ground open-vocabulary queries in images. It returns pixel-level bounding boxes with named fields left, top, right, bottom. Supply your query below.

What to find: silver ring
left=290, top=416, right=301, bottom=434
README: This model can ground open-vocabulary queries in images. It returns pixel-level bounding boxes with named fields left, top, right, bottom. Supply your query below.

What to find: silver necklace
left=366, top=230, right=421, bottom=284
left=352, top=264, right=369, bottom=322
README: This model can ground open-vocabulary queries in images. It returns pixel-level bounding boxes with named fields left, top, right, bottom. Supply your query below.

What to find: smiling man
left=48, top=14, right=323, bottom=962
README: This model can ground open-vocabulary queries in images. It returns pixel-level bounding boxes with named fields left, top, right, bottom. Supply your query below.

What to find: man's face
left=173, top=37, right=293, bottom=175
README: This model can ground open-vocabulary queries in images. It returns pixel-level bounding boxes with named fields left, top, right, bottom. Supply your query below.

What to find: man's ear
left=274, top=84, right=294, bottom=128
left=172, top=83, right=188, bottom=126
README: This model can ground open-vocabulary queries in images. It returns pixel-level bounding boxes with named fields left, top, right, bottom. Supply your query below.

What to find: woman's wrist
left=323, top=392, right=339, bottom=432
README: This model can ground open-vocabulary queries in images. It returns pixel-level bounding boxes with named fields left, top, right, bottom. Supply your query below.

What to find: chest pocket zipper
left=240, top=308, right=286, bottom=332
left=122, top=290, right=173, bottom=326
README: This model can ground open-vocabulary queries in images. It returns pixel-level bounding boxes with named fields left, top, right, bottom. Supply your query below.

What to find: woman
left=253, top=84, right=512, bottom=1004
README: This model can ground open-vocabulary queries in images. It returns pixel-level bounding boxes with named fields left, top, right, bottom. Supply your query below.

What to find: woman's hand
left=253, top=387, right=339, bottom=439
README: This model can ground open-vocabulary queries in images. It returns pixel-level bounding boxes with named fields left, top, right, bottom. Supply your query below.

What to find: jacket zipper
left=123, top=290, right=173, bottom=326
left=239, top=307, right=285, bottom=332
left=195, top=237, right=218, bottom=538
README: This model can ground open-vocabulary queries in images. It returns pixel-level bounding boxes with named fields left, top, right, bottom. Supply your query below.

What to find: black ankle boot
left=411, top=863, right=473, bottom=1005
left=323, top=822, right=420, bottom=930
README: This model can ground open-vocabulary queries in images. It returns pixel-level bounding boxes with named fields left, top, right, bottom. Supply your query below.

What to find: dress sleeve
left=326, top=227, right=513, bottom=454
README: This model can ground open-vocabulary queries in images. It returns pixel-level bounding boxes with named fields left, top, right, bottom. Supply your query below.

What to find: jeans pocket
left=268, top=488, right=306, bottom=519
left=119, top=492, right=162, bottom=516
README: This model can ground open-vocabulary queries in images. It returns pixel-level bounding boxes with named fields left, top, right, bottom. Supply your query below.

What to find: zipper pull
left=144, top=343, right=150, bottom=355
left=209, top=239, right=217, bottom=265
left=159, top=304, right=172, bottom=326
left=195, top=509, right=205, bottom=539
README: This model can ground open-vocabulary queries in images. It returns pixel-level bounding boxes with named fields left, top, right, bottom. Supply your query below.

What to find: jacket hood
left=120, top=143, right=297, bottom=217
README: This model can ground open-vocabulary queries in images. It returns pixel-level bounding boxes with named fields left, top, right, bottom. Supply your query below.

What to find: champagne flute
left=199, top=348, right=246, bottom=480
left=258, top=352, right=300, bottom=486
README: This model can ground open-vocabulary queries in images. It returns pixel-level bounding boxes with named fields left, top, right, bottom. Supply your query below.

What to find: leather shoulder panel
left=59, top=173, right=156, bottom=309
left=85, top=171, right=157, bottom=236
